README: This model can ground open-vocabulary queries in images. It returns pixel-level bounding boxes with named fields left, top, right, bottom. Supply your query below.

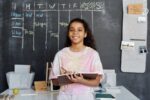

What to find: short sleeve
left=92, top=52, right=104, bottom=76
left=49, top=52, right=61, bottom=79
left=92, top=52, right=104, bottom=82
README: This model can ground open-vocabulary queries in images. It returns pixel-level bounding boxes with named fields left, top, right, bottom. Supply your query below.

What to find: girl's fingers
left=70, top=74, right=75, bottom=79
left=79, top=73, right=83, bottom=77
left=66, top=74, right=71, bottom=80
left=74, top=73, right=78, bottom=78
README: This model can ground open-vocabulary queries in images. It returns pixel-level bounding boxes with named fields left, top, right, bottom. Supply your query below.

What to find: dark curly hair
left=65, top=18, right=96, bottom=50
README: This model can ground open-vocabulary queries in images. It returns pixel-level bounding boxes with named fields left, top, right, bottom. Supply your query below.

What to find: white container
left=6, top=72, right=35, bottom=89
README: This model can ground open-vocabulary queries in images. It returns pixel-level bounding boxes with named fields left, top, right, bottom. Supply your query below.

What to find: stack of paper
left=102, top=69, right=116, bottom=87
left=15, top=64, right=30, bottom=73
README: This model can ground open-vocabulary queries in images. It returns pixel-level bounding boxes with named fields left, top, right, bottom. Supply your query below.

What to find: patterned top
left=50, top=46, right=103, bottom=94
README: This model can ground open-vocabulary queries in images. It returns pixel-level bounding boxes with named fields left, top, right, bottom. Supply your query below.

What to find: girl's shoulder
left=60, top=47, right=69, bottom=52
left=56, top=47, right=69, bottom=55
left=86, top=46, right=99, bottom=54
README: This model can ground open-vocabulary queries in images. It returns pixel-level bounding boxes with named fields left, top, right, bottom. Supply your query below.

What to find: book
left=57, top=72, right=98, bottom=85
left=95, top=93, right=115, bottom=100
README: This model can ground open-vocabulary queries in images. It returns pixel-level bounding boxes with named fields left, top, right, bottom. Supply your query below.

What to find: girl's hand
left=60, top=67, right=72, bottom=74
left=60, top=67, right=85, bottom=83
left=67, top=73, right=84, bottom=83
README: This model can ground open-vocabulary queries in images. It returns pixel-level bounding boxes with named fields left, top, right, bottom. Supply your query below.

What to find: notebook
left=95, top=93, right=115, bottom=100
left=57, top=72, right=98, bottom=85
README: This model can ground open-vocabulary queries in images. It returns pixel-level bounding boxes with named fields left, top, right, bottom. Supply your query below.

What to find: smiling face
left=68, top=22, right=87, bottom=45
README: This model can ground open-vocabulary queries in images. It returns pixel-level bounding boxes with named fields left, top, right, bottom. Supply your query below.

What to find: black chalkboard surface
left=3, top=0, right=106, bottom=80
left=1, top=0, right=150, bottom=100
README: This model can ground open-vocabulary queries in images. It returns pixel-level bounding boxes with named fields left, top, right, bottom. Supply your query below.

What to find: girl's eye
left=78, top=29, right=82, bottom=32
left=69, top=28, right=83, bottom=32
left=69, top=29, right=74, bottom=32
left=69, top=28, right=74, bottom=32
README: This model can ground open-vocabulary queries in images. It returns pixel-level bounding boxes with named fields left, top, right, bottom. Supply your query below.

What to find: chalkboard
left=2, top=0, right=120, bottom=88
left=1, top=0, right=150, bottom=100
left=3, top=0, right=106, bottom=80
left=1, top=0, right=121, bottom=89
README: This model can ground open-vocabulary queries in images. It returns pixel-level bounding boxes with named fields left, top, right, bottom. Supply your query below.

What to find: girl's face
left=68, top=22, right=87, bottom=45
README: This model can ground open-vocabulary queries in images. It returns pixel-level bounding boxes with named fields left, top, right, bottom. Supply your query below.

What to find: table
left=1, top=86, right=139, bottom=100
left=105, top=86, right=139, bottom=100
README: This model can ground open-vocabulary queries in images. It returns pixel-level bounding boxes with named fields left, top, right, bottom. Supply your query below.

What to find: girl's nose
left=73, top=30, right=78, bottom=34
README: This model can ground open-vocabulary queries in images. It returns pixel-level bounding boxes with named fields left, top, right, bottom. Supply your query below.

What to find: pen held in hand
left=60, top=67, right=73, bottom=74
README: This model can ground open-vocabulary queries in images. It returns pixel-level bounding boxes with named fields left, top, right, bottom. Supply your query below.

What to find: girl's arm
left=80, top=75, right=102, bottom=86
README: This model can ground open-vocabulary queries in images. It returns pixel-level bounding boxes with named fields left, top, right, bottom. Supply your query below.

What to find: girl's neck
left=70, top=44, right=86, bottom=52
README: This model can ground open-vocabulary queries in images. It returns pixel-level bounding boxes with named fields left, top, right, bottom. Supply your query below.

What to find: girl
left=50, top=18, right=104, bottom=100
